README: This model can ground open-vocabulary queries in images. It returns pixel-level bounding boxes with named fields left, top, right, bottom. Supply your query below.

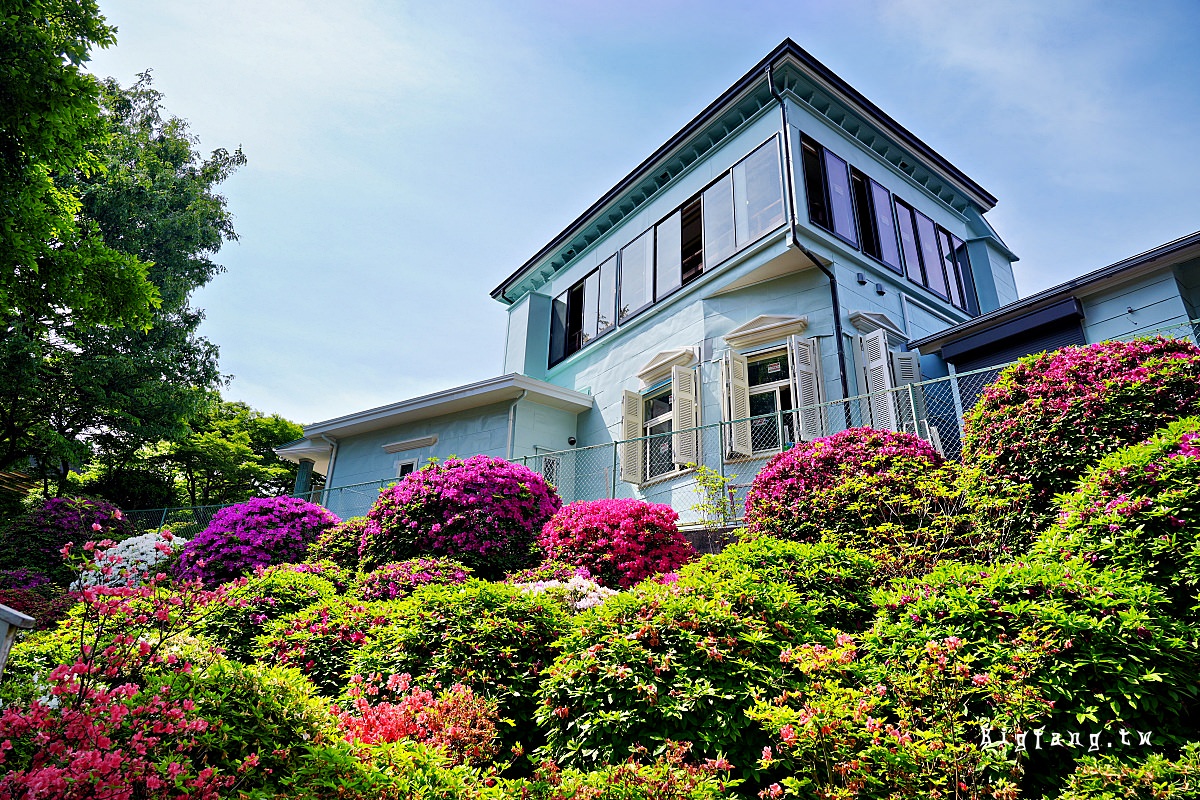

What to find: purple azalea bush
left=175, top=496, right=340, bottom=587
left=0, top=497, right=133, bottom=587
left=354, top=558, right=472, bottom=601
left=360, top=455, right=561, bottom=578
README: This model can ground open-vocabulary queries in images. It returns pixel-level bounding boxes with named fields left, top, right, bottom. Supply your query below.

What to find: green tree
left=1, top=71, right=244, bottom=488
left=164, top=398, right=309, bottom=507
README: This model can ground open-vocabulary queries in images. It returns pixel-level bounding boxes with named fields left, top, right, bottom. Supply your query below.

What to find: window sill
left=637, top=465, right=696, bottom=489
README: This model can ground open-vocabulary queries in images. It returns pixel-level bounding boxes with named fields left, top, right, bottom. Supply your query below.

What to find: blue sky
left=86, top=0, right=1200, bottom=425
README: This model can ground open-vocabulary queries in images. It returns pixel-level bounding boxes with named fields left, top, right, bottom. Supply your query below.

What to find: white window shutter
left=671, top=365, right=699, bottom=467
left=859, top=329, right=898, bottom=431
left=890, top=350, right=926, bottom=436
left=725, top=350, right=752, bottom=457
left=789, top=335, right=824, bottom=441
left=619, top=390, right=644, bottom=484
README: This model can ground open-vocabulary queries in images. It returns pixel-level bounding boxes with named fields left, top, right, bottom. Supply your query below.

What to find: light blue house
left=278, top=39, right=1022, bottom=520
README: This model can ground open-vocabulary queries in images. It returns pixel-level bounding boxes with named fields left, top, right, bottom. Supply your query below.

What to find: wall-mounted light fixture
left=567, top=437, right=577, bottom=446
left=875, top=283, right=886, bottom=296
left=856, top=272, right=867, bottom=285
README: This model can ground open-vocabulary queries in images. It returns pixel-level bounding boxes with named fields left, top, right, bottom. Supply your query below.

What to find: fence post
left=907, top=384, right=920, bottom=438
left=610, top=443, right=618, bottom=499
left=947, top=365, right=966, bottom=438
left=158, top=506, right=168, bottom=532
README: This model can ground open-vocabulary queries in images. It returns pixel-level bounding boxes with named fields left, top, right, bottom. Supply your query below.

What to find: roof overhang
left=290, top=374, right=593, bottom=442
left=491, top=38, right=996, bottom=306
left=909, top=230, right=1200, bottom=356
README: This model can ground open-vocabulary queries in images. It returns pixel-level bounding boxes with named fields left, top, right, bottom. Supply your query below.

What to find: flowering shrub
left=536, top=570, right=823, bottom=785
left=677, top=537, right=877, bottom=632
left=538, top=499, right=694, bottom=589
left=743, top=428, right=977, bottom=577
left=354, top=557, right=472, bottom=601
left=962, top=337, right=1200, bottom=526
left=255, top=597, right=397, bottom=695
left=360, top=455, right=561, bottom=578
left=747, top=634, right=1045, bottom=799
left=335, top=672, right=499, bottom=766
left=0, top=588, right=75, bottom=632
left=1054, top=742, right=1200, bottom=800
left=349, top=580, right=571, bottom=757
left=199, top=565, right=337, bottom=661
left=307, top=516, right=369, bottom=570
left=507, top=559, right=592, bottom=584
left=1037, top=418, right=1200, bottom=622
left=0, top=497, right=133, bottom=587
left=0, top=569, right=52, bottom=591
left=74, top=530, right=190, bottom=588
left=872, top=558, right=1200, bottom=790
left=287, top=558, right=354, bottom=593
left=175, top=496, right=340, bottom=586
left=517, top=575, right=619, bottom=612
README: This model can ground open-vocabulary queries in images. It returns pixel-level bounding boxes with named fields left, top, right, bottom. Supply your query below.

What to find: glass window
left=748, top=351, right=790, bottom=386
left=850, top=170, right=878, bottom=258
left=800, top=137, right=830, bottom=230
left=581, top=269, right=600, bottom=345
left=746, top=349, right=795, bottom=453
left=871, top=180, right=902, bottom=272
left=619, top=230, right=654, bottom=322
left=549, top=291, right=568, bottom=366
left=936, top=228, right=964, bottom=310
left=951, top=235, right=978, bottom=315
left=680, top=197, right=704, bottom=284
left=823, top=150, right=857, bottom=245
left=655, top=211, right=682, bottom=299
left=703, top=174, right=735, bottom=266
left=643, top=386, right=674, bottom=480
left=894, top=199, right=924, bottom=285
left=913, top=210, right=948, bottom=299
left=597, top=255, right=617, bottom=335
left=734, top=141, right=785, bottom=246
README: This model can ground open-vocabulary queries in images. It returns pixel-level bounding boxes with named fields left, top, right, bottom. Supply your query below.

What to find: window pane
left=645, top=420, right=674, bottom=479
left=914, top=210, right=948, bottom=299
left=734, top=140, right=785, bottom=246
left=644, top=390, right=672, bottom=421
left=780, top=386, right=796, bottom=447
left=549, top=291, right=568, bottom=365
left=749, top=391, right=780, bottom=452
left=680, top=197, right=704, bottom=284
left=851, top=170, right=879, bottom=258
left=823, top=149, right=858, bottom=245
left=894, top=199, right=924, bottom=284
left=936, top=228, right=964, bottom=309
left=597, top=255, right=617, bottom=335
left=581, top=269, right=600, bottom=344
left=748, top=352, right=789, bottom=386
left=703, top=175, right=735, bottom=266
left=801, top=138, right=831, bottom=230
left=871, top=180, right=902, bottom=271
left=655, top=211, right=682, bottom=299
left=619, top=230, right=654, bottom=322
left=566, top=282, right=585, bottom=352
left=951, top=235, right=978, bottom=314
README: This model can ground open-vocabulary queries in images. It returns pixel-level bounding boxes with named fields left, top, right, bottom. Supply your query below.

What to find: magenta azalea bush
left=1037, top=417, right=1200, bottom=622
left=360, top=455, right=561, bottom=578
left=306, top=516, right=368, bottom=570
left=743, top=428, right=974, bottom=577
left=538, top=499, right=694, bottom=589
left=175, top=496, right=340, bottom=587
left=962, top=337, right=1200, bottom=525
left=0, top=497, right=133, bottom=587
left=354, top=558, right=472, bottom=601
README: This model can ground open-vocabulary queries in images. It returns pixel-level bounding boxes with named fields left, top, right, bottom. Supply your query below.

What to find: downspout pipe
left=766, top=63, right=854, bottom=418
left=506, top=390, right=528, bottom=460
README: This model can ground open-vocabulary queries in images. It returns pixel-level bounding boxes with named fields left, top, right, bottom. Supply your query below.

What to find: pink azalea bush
left=1037, top=417, right=1200, bottom=622
left=538, top=499, right=694, bottom=589
left=354, top=558, right=472, bottom=601
left=360, top=455, right=561, bottom=578
left=175, top=496, right=340, bottom=587
left=743, top=428, right=973, bottom=577
left=962, top=337, right=1200, bottom=526
left=0, top=497, right=133, bottom=587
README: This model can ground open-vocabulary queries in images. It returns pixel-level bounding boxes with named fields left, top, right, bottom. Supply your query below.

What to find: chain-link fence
left=122, top=319, right=1200, bottom=530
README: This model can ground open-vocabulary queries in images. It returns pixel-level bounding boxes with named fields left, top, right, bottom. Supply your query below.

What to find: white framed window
left=724, top=336, right=824, bottom=459
left=397, top=459, right=418, bottom=478
left=619, top=365, right=699, bottom=485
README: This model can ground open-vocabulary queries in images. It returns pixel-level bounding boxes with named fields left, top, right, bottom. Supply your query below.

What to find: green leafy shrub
left=0, top=586, right=75, bottom=631
left=360, top=455, right=561, bottom=578
left=677, top=537, right=877, bottom=632
left=1038, top=417, right=1200, bottom=622
left=166, top=659, right=340, bottom=794
left=349, top=579, right=571, bottom=756
left=536, top=570, right=823, bottom=785
left=307, top=516, right=368, bottom=570
left=743, top=428, right=979, bottom=578
left=962, top=337, right=1200, bottom=528
left=255, top=597, right=398, bottom=695
left=354, top=557, right=472, bottom=601
left=872, top=558, right=1200, bottom=790
left=747, top=634, right=1044, bottom=799
left=1053, top=742, right=1200, bottom=800
left=0, top=497, right=133, bottom=587
left=200, top=565, right=337, bottom=661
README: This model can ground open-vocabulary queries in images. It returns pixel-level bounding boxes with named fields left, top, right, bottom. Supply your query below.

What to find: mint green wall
left=1082, top=271, right=1192, bottom=342
left=1173, top=258, right=1200, bottom=321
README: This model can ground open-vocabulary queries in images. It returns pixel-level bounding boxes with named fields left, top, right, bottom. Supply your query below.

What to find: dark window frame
left=799, top=134, right=859, bottom=249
